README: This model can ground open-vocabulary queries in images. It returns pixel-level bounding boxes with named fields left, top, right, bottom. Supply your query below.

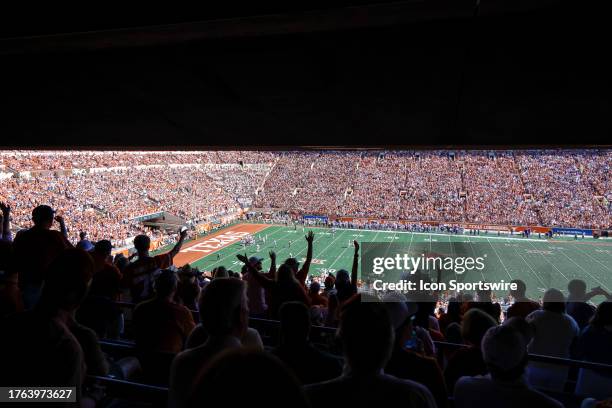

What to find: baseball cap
left=94, top=240, right=114, bottom=253
left=248, top=256, right=264, bottom=265
left=76, top=240, right=95, bottom=252
left=482, top=325, right=527, bottom=371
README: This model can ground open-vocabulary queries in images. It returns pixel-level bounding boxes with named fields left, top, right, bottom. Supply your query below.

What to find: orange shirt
left=133, top=298, right=196, bottom=353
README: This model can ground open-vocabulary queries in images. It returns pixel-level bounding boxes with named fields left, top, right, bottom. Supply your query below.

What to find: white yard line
left=289, top=227, right=341, bottom=261
left=567, top=242, right=612, bottom=273
left=485, top=238, right=514, bottom=281
left=326, top=229, right=360, bottom=270
left=457, top=235, right=487, bottom=283
left=326, top=229, right=385, bottom=277
left=504, top=238, right=548, bottom=288
left=551, top=242, right=611, bottom=292
left=523, top=239, right=570, bottom=283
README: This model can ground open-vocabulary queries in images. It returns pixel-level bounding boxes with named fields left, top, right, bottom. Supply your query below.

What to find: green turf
left=186, top=224, right=612, bottom=302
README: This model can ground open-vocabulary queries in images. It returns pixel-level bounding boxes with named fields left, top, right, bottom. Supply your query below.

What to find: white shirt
left=525, top=310, right=579, bottom=357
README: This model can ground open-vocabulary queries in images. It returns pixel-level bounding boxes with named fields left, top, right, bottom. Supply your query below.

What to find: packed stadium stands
left=1, top=150, right=610, bottom=249
left=0, top=151, right=275, bottom=245
left=255, top=150, right=611, bottom=229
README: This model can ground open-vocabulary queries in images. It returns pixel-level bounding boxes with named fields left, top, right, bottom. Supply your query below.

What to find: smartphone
left=404, top=330, right=418, bottom=350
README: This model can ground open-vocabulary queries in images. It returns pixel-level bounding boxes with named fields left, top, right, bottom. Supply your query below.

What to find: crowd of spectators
left=1, top=205, right=611, bottom=406
left=462, top=152, right=539, bottom=225
left=1, top=152, right=274, bottom=245
left=207, top=167, right=269, bottom=205
left=346, top=152, right=404, bottom=219
left=255, top=149, right=611, bottom=229
left=399, top=152, right=464, bottom=222
left=0, top=150, right=277, bottom=171
left=517, top=151, right=610, bottom=229
left=253, top=151, right=318, bottom=211
left=2, top=150, right=610, bottom=239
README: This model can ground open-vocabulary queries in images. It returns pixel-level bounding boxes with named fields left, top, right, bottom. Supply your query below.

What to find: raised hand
left=593, top=286, right=609, bottom=297
left=236, top=254, right=249, bottom=264
left=0, top=202, right=10, bottom=214
left=305, top=230, right=314, bottom=243
left=269, top=251, right=276, bottom=260
left=54, top=215, right=65, bottom=224
left=353, top=240, right=360, bottom=251
left=179, top=228, right=188, bottom=240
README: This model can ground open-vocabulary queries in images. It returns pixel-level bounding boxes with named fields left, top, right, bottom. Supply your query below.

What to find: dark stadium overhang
left=1, top=0, right=610, bottom=148
left=0, top=0, right=561, bottom=48
left=1, top=0, right=478, bottom=55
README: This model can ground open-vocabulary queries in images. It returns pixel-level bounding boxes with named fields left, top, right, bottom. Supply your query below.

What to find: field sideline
left=171, top=223, right=612, bottom=302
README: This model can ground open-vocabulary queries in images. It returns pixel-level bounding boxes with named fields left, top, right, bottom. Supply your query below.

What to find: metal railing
left=111, top=301, right=612, bottom=374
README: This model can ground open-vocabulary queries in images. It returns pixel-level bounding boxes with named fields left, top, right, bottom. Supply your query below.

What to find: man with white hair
left=454, top=324, right=563, bottom=408
left=169, top=278, right=251, bottom=408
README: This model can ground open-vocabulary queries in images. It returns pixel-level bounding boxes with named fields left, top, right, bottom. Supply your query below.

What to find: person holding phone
left=384, top=294, right=448, bottom=408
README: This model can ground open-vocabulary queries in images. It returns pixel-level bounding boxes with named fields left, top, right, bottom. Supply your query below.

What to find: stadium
left=1, top=1, right=612, bottom=407
left=1, top=148, right=611, bottom=407
left=2, top=150, right=611, bottom=302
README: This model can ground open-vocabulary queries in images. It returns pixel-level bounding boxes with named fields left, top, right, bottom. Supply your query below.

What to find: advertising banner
left=464, top=224, right=511, bottom=231
left=552, top=227, right=593, bottom=236
left=514, top=226, right=551, bottom=234
left=303, top=214, right=329, bottom=223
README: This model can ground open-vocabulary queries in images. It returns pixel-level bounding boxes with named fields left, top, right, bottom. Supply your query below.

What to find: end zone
left=172, top=223, right=270, bottom=267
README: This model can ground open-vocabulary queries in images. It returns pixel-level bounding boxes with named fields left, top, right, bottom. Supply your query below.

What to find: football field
left=175, top=223, right=612, bottom=302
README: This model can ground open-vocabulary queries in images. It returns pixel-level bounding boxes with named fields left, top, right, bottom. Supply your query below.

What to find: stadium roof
left=0, top=0, right=558, bottom=42
left=1, top=0, right=610, bottom=148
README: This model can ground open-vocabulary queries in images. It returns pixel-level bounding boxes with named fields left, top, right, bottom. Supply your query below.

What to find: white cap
left=482, top=325, right=526, bottom=371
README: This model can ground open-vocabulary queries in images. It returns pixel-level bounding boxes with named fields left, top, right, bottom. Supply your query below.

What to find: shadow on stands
left=98, top=301, right=611, bottom=408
